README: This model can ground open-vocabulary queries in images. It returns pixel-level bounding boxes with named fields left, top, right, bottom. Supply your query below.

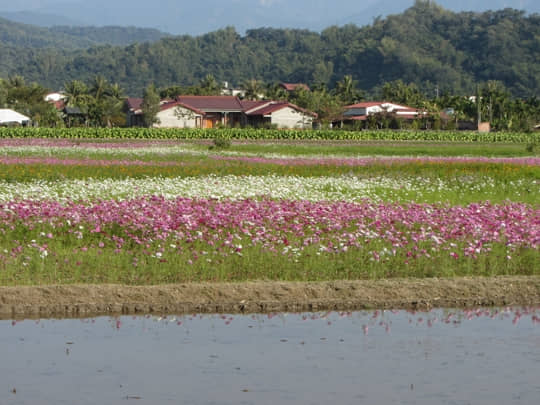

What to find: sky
left=0, top=0, right=538, bottom=35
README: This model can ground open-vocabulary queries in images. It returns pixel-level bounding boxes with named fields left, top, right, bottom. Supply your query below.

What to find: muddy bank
left=1, top=276, right=539, bottom=319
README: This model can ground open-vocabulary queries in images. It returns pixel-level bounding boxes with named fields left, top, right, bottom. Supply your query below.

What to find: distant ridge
left=0, top=10, right=84, bottom=27
left=0, top=16, right=170, bottom=49
left=1, top=0, right=538, bottom=35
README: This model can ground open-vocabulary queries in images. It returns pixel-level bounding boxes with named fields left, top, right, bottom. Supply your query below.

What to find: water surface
left=1, top=307, right=539, bottom=404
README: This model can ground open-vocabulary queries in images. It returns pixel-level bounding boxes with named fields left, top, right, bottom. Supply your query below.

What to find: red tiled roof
left=127, top=95, right=317, bottom=117
left=176, top=96, right=244, bottom=111
left=53, top=100, right=65, bottom=110
left=246, top=101, right=289, bottom=116
left=344, top=101, right=413, bottom=110
left=240, top=100, right=268, bottom=111
left=279, top=83, right=310, bottom=92
left=126, top=97, right=143, bottom=111
left=160, top=100, right=205, bottom=115
left=344, top=101, right=383, bottom=108
left=246, top=101, right=317, bottom=117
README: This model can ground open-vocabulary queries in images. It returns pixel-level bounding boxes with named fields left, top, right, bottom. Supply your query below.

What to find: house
left=0, top=109, right=31, bottom=126
left=127, top=96, right=244, bottom=128
left=45, top=92, right=67, bottom=111
left=243, top=100, right=317, bottom=129
left=342, top=101, right=423, bottom=123
left=221, top=81, right=246, bottom=98
left=174, top=96, right=246, bottom=128
left=126, top=98, right=144, bottom=127
left=44, top=92, right=67, bottom=103
left=62, top=106, right=86, bottom=127
left=153, top=99, right=205, bottom=128
left=126, top=96, right=316, bottom=129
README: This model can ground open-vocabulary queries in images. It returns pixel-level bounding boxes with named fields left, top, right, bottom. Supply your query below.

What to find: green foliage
left=209, top=135, right=232, bottom=150
left=334, top=75, right=363, bottom=105
left=0, top=127, right=538, bottom=143
left=0, top=16, right=167, bottom=49
left=198, top=74, right=221, bottom=96
left=242, top=79, right=264, bottom=100
left=141, top=84, right=161, bottom=127
left=381, top=80, right=426, bottom=108
left=526, top=142, right=538, bottom=154
left=0, top=4, right=539, bottom=97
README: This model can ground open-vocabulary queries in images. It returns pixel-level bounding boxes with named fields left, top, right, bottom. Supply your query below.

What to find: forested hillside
left=0, top=1, right=538, bottom=97
left=0, top=17, right=168, bottom=49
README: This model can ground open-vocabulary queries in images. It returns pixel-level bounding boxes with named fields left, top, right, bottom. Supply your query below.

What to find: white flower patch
left=0, top=174, right=530, bottom=204
left=0, top=175, right=419, bottom=202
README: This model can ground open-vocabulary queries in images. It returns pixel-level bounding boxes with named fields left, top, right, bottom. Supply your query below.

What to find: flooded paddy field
left=1, top=306, right=539, bottom=405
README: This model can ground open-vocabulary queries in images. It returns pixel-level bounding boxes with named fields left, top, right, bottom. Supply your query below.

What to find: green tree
left=0, top=78, right=7, bottom=107
left=381, top=80, right=425, bottom=107
left=141, top=84, right=160, bottom=127
left=334, top=75, right=363, bottom=105
left=290, top=86, right=343, bottom=128
left=311, top=61, right=334, bottom=87
left=242, top=79, right=264, bottom=100
left=31, top=102, right=63, bottom=127
left=63, top=80, right=90, bottom=107
left=199, top=74, right=221, bottom=95
left=265, top=83, right=289, bottom=101
left=90, top=75, right=109, bottom=102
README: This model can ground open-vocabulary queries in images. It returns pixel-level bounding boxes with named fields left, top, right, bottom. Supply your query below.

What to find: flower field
left=0, top=137, right=538, bottom=285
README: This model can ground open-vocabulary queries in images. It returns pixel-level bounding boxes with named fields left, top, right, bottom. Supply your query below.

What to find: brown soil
left=1, top=276, right=539, bottom=319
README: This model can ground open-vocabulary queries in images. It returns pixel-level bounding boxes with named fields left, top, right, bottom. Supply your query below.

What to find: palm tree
left=199, top=74, right=220, bottom=95
left=63, top=80, right=90, bottom=107
left=335, top=75, right=362, bottom=105
left=8, top=75, right=25, bottom=88
left=102, top=83, right=126, bottom=127
left=90, top=75, right=110, bottom=102
left=107, top=83, right=124, bottom=100
left=242, top=79, right=264, bottom=100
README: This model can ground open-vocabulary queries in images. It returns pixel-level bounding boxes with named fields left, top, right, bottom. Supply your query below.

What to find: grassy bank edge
left=1, top=276, right=539, bottom=320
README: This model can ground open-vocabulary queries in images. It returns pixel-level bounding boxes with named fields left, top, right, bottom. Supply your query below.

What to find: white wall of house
left=271, top=107, right=313, bottom=129
left=153, top=106, right=202, bottom=128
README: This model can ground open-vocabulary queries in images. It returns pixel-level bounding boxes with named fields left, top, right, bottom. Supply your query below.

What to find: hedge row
left=0, top=127, right=538, bottom=143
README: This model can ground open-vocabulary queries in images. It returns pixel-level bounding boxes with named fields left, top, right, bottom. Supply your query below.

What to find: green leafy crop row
left=1, top=127, right=538, bottom=143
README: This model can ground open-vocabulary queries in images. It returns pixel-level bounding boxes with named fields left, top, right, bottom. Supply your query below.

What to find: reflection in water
left=1, top=307, right=539, bottom=405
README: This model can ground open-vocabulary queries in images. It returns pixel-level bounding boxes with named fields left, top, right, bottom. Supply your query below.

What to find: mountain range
left=0, top=0, right=539, bottom=35
left=0, top=2, right=538, bottom=99
left=0, top=16, right=168, bottom=49
left=0, top=0, right=540, bottom=97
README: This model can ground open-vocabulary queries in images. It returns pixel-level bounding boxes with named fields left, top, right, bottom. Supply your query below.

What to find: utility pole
left=476, top=84, right=481, bottom=126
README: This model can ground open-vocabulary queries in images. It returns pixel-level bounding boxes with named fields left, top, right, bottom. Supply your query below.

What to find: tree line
left=1, top=73, right=539, bottom=131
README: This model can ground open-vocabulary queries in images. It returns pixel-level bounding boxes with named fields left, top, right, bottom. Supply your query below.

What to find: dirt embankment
left=1, top=276, right=539, bottom=320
